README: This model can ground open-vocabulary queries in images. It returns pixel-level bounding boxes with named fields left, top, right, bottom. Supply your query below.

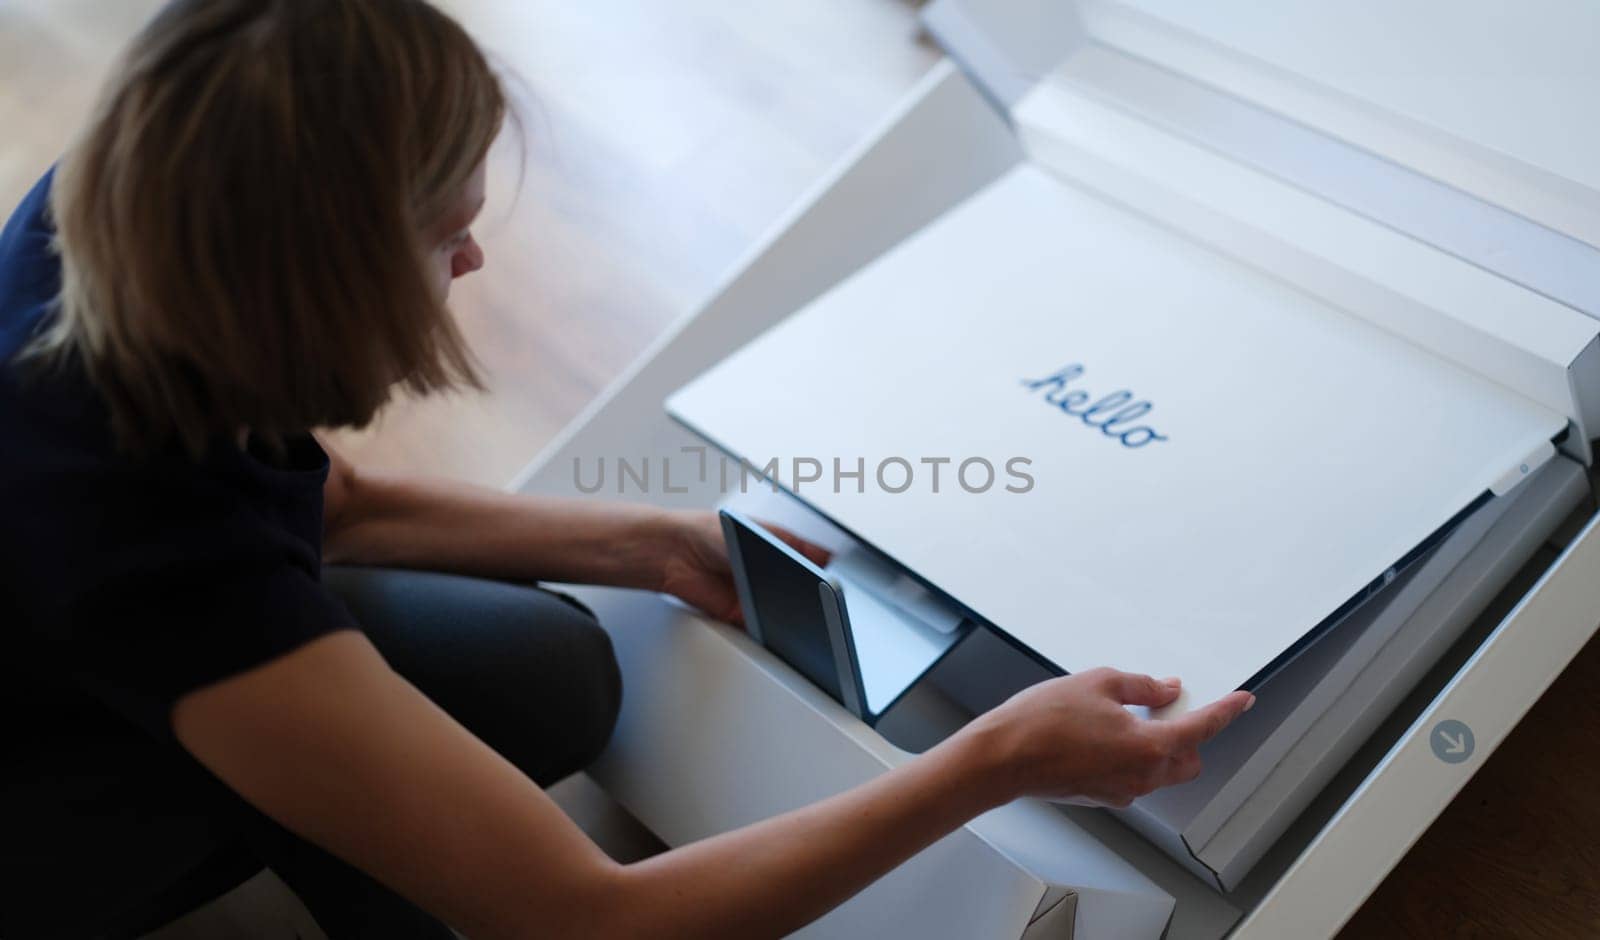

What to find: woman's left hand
left=655, top=510, right=831, bottom=625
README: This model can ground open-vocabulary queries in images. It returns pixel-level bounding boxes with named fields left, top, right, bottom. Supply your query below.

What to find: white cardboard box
left=515, top=22, right=1600, bottom=931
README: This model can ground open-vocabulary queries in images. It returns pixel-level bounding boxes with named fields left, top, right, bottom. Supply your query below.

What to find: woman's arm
left=321, top=441, right=675, bottom=589
left=174, top=632, right=1250, bottom=939
left=319, top=440, right=820, bottom=622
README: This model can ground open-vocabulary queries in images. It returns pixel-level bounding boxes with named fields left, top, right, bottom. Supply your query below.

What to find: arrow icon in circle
left=1430, top=719, right=1474, bottom=763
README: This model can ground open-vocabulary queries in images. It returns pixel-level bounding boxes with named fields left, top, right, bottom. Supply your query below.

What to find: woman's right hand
left=960, top=668, right=1256, bottom=808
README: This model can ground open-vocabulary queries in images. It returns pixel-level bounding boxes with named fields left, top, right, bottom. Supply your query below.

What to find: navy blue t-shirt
left=0, top=169, right=357, bottom=747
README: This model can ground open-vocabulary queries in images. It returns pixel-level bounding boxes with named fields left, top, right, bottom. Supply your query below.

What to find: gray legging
left=103, top=569, right=622, bottom=939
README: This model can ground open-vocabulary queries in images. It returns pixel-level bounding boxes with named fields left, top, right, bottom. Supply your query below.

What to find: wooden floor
left=3, top=2, right=1597, bottom=937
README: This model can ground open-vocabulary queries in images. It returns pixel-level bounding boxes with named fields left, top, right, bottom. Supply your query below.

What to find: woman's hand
left=654, top=510, right=830, bottom=624
left=957, top=667, right=1254, bottom=807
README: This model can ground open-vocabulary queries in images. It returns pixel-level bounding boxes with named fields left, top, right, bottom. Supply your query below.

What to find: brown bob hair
left=35, top=0, right=504, bottom=455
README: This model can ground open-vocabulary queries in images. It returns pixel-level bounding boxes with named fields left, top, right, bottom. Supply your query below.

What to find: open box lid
left=928, top=0, right=1600, bottom=249
left=666, top=163, right=1568, bottom=716
left=925, top=0, right=1600, bottom=462
left=1073, top=1, right=1600, bottom=251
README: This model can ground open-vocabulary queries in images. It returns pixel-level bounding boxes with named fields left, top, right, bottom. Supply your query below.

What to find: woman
left=0, top=2, right=1253, bottom=937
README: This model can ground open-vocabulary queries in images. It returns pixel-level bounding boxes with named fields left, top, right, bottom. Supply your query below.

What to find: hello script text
left=1021, top=364, right=1169, bottom=449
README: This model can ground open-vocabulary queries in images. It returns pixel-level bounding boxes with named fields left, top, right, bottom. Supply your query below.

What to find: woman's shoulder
left=0, top=167, right=60, bottom=359
left=1, top=397, right=331, bottom=640
left=0, top=167, right=82, bottom=446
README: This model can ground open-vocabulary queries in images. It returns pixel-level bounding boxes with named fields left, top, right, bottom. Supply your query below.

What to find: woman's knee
left=493, top=596, right=622, bottom=784
left=322, top=567, right=623, bottom=783
left=561, top=612, right=622, bottom=769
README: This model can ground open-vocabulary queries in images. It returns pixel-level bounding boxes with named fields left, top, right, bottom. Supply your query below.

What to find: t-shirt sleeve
left=58, top=506, right=359, bottom=741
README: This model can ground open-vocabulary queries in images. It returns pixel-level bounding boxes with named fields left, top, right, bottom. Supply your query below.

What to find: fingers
left=1167, top=751, right=1204, bottom=786
left=1164, top=690, right=1256, bottom=748
left=1081, top=753, right=1201, bottom=806
left=762, top=521, right=834, bottom=568
left=1097, top=669, right=1183, bottom=708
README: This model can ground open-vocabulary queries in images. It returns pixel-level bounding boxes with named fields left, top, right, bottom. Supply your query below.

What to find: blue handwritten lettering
left=1022, top=364, right=1084, bottom=392
left=1053, top=389, right=1091, bottom=412
left=1081, top=391, right=1134, bottom=427
left=1020, top=365, right=1167, bottom=450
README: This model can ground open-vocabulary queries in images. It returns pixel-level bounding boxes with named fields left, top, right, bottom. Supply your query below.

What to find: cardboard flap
left=1077, top=0, right=1600, bottom=251
left=921, top=0, right=1084, bottom=107
left=929, top=0, right=1600, bottom=251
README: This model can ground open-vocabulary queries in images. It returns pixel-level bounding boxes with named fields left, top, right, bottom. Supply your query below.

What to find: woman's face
left=426, top=160, right=488, bottom=300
